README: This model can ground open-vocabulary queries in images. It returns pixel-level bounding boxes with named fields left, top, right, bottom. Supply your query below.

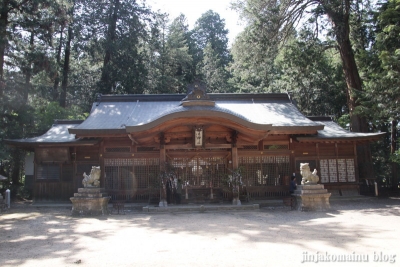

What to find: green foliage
left=192, top=10, right=230, bottom=65
left=276, top=28, right=347, bottom=116
left=201, top=42, right=230, bottom=92
left=33, top=100, right=87, bottom=134
left=148, top=13, right=194, bottom=94
left=337, top=114, right=351, bottom=130
left=191, top=10, right=231, bottom=83
left=165, top=15, right=194, bottom=93
left=391, top=139, right=400, bottom=164
left=229, top=25, right=280, bottom=93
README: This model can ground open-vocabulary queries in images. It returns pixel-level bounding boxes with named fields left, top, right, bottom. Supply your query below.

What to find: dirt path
left=1, top=197, right=400, bottom=267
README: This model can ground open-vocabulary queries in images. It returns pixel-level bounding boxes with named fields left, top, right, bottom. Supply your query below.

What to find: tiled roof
left=296, top=118, right=385, bottom=142
left=4, top=120, right=98, bottom=146
left=69, top=93, right=324, bottom=134
left=5, top=95, right=385, bottom=144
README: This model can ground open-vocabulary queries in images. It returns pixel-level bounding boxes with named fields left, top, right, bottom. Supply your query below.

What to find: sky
left=146, top=0, right=245, bottom=46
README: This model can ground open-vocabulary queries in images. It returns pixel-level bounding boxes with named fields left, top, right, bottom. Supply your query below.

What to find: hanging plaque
left=194, top=128, right=203, bottom=147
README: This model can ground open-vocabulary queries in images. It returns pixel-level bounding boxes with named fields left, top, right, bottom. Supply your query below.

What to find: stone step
left=143, top=204, right=260, bottom=213
left=293, top=193, right=331, bottom=198
left=297, top=184, right=325, bottom=190
left=294, top=189, right=329, bottom=194
left=77, top=187, right=107, bottom=193
left=73, top=193, right=109, bottom=198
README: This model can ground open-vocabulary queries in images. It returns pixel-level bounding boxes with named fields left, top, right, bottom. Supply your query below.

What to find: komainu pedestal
left=293, top=184, right=331, bottom=211
left=70, top=188, right=110, bottom=216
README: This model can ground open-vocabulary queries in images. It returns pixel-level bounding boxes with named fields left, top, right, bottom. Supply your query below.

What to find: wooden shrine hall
left=6, top=83, right=384, bottom=202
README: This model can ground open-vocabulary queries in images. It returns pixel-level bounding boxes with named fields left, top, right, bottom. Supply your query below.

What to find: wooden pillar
left=33, top=150, right=37, bottom=201
left=72, top=146, right=77, bottom=191
left=232, top=131, right=238, bottom=169
left=353, top=142, right=359, bottom=183
left=289, top=137, right=295, bottom=174
left=100, top=140, right=105, bottom=187
left=316, top=143, right=320, bottom=171
left=335, top=142, right=339, bottom=183
left=232, top=147, right=238, bottom=169
left=159, top=132, right=167, bottom=204
left=159, top=132, right=166, bottom=171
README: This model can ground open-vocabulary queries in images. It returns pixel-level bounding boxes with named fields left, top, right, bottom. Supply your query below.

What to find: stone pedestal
left=293, top=184, right=331, bottom=211
left=70, top=188, right=110, bottom=216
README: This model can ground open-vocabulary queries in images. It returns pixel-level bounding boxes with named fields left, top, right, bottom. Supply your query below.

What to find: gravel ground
left=1, top=196, right=400, bottom=267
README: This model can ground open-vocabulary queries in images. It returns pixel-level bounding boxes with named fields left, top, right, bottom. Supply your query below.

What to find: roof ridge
left=54, top=119, right=84, bottom=125
left=96, top=93, right=291, bottom=102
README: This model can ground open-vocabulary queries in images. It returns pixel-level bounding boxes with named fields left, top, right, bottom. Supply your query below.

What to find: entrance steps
left=142, top=203, right=260, bottom=213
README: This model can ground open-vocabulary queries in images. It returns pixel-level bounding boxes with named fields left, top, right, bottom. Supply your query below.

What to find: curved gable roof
left=69, top=93, right=324, bottom=135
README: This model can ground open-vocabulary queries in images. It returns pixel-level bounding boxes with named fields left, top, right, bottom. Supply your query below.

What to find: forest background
left=0, top=0, right=399, bottom=197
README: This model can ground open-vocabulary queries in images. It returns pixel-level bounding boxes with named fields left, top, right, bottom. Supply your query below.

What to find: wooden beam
left=165, top=143, right=192, bottom=149
left=205, top=144, right=232, bottom=149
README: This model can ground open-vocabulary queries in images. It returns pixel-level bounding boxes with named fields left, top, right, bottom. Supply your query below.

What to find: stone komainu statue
left=82, top=166, right=101, bottom=187
left=300, top=163, right=319, bottom=184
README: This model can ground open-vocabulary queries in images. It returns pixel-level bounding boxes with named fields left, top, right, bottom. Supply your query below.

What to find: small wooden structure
left=5, top=83, right=384, bottom=202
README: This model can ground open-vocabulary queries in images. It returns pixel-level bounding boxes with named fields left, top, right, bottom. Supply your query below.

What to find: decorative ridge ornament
left=181, top=81, right=215, bottom=106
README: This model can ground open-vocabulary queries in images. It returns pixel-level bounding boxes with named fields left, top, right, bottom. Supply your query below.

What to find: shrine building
left=5, top=84, right=384, bottom=202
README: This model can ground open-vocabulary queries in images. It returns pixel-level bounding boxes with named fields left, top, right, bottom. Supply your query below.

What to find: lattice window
left=105, top=159, right=133, bottom=166
left=338, top=159, right=347, bottom=182
left=239, top=145, right=258, bottom=150
left=105, top=159, right=132, bottom=190
left=105, top=147, right=130, bottom=153
left=137, top=147, right=159, bottom=152
left=104, top=165, right=133, bottom=190
left=319, top=158, right=356, bottom=183
left=104, top=158, right=160, bottom=190
left=264, top=145, right=289, bottom=150
left=328, top=159, right=338, bottom=182
left=133, top=158, right=160, bottom=189
left=239, top=156, right=290, bottom=187
left=169, top=156, right=227, bottom=187
left=320, top=159, right=329, bottom=183
left=346, top=159, right=356, bottom=182
left=36, top=164, right=60, bottom=180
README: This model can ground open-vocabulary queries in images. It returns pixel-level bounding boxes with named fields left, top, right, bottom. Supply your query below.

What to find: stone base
left=70, top=188, right=110, bottom=216
left=293, top=184, right=331, bottom=211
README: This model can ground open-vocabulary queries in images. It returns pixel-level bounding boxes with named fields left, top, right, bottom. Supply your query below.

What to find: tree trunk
left=325, top=0, right=373, bottom=179
left=59, top=0, right=75, bottom=107
left=0, top=0, right=9, bottom=96
left=60, top=21, right=73, bottom=107
left=23, top=31, right=35, bottom=103
left=99, top=0, right=119, bottom=94
left=53, top=28, right=63, bottom=102
left=11, top=149, right=23, bottom=186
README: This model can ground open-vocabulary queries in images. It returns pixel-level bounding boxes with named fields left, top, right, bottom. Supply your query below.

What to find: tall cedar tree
left=233, top=0, right=375, bottom=178
left=191, top=10, right=230, bottom=81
